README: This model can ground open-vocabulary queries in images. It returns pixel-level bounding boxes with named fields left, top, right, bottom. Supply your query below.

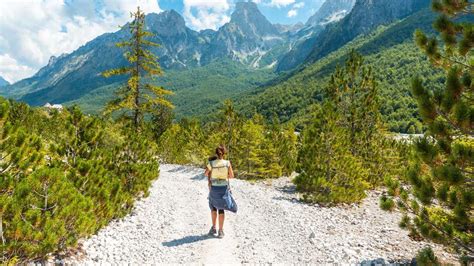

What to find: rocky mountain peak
left=232, top=1, right=260, bottom=19
left=306, top=0, right=355, bottom=27
left=350, top=0, right=431, bottom=23
left=0, top=76, right=9, bottom=87
left=229, top=1, right=279, bottom=36
left=146, top=10, right=188, bottom=36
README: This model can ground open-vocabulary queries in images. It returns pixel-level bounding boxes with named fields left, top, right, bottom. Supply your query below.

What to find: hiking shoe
left=208, top=226, right=216, bottom=236
left=217, top=229, right=225, bottom=239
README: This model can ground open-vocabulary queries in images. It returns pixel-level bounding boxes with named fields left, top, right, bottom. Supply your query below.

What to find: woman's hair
left=215, top=145, right=226, bottom=159
left=208, top=145, right=226, bottom=161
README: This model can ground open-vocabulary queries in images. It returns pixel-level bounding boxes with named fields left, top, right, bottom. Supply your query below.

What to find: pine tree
left=157, top=123, right=186, bottom=163
left=151, top=104, right=173, bottom=140
left=253, top=115, right=282, bottom=178
left=3, top=167, right=95, bottom=259
left=269, top=117, right=298, bottom=176
left=0, top=98, right=44, bottom=182
left=393, top=0, right=473, bottom=255
left=326, top=50, right=388, bottom=186
left=295, top=103, right=369, bottom=204
left=219, top=100, right=240, bottom=161
left=102, top=6, right=173, bottom=130
left=179, top=118, right=207, bottom=165
left=235, top=115, right=266, bottom=178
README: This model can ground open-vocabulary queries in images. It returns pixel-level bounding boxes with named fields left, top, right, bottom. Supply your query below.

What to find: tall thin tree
left=102, top=6, right=173, bottom=130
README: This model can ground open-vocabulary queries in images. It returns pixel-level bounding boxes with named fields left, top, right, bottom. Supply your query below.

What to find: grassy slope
left=66, top=59, right=277, bottom=119
left=235, top=8, right=442, bottom=133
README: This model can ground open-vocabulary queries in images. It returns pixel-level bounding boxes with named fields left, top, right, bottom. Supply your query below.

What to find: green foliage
left=102, top=7, right=173, bottom=129
left=379, top=195, right=395, bottom=211
left=0, top=97, right=159, bottom=262
left=270, top=118, right=298, bottom=176
left=67, top=59, right=276, bottom=120
left=235, top=116, right=267, bottom=177
left=295, top=52, right=402, bottom=204
left=151, top=105, right=173, bottom=140
left=157, top=118, right=208, bottom=165
left=157, top=100, right=297, bottom=179
left=326, top=50, right=389, bottom=186
left=416, top=246, right=439, bottom=266
left=384, top=1, right=474, bottom=256
left=294, top=103, right=369, bottom=204
left=237, top=9, right=441, bottom=133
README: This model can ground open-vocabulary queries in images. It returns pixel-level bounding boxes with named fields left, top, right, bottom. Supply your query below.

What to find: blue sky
left=0, top=0, right=324, bottom=83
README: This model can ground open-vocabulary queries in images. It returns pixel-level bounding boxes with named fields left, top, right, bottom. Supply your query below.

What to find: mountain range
left=0, top=0, right=445, bottom=130
left=0, top=76, right=8, bottom=87
left=277, top=0, right=431, bottom=71
left=0, top=0, right=355, bottom=107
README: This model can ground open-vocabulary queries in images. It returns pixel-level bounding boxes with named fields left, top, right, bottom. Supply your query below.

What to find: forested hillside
left=1, top=0, right=472, bottom=264
left=66, top=59, right=276, bottom=118
left=237, top=8, right=443, bottom=133
left=276, top=0, right=430, bottom=71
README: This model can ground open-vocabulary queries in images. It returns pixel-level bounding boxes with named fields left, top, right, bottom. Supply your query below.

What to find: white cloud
left=0, top=0, right=161, bottom=83
left=101, top=0, right=161, bottom=17
left=183, top=0, right=231, bottom=31
left=0, top=54, right=36, bottom=83
left=287, top=9, right=297, bottom=17
left=293, top=2, right=304, bottom=9
left=269, top=0, right=295, bottom=8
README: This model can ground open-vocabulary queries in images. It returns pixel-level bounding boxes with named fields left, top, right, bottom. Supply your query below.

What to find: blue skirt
left=208, top=185, right=228, bottom=210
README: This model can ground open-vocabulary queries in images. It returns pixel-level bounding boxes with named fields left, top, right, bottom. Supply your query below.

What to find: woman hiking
left=204, top=145, right=234, bottom=238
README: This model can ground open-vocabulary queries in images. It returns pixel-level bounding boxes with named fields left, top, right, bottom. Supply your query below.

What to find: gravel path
left=69, top=164, right=456, bottom=264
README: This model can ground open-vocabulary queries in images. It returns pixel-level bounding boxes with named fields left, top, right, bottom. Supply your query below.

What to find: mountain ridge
left=1, top=2, right=295, bottom=105
left=0, top=0, right=436, bottom=123
left=306, top=0, right=356, bottom=27
left=236, top=7, right=441, bottom=133
left=0, top=76, right=9, bottom=87
left=276, top=0, right=431, bottom=72
left=304, top=0, right=431, bottom=64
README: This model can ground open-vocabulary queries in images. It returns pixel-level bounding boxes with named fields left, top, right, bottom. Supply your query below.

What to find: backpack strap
left=226, top=160, right=231, bottom=190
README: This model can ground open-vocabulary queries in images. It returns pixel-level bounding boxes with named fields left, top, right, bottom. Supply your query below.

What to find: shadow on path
left=167, top=166, right=191, bottom=173
left=191, top=174, right=206, bottom=180
left=272, top=195, right=301, bottom=204
left=162, top=234, right=212, bottom=247
left=360, top=258, right=414, bottom=265
left=275, top=184, right=297, bottom=194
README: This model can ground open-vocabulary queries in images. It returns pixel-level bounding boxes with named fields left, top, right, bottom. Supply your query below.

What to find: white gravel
left=68, top=164, right=457, bottom=264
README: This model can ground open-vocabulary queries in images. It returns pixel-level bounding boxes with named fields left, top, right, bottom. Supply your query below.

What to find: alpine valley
left=2, top=0, right=473, bottom=263
left=0, top=0, right=454, bottom=132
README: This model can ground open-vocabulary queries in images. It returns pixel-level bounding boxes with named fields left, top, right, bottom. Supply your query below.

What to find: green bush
left=294, top=52, right=402, bottom=204
left=157, top=101, right=298, bottom=179
left=0, top=98, right=159, bottom=262
left=379, top=195, right=395, bottom=211
left=416, top=247, right=439, bottom=266
left=294, top=104, right=369, bottom=204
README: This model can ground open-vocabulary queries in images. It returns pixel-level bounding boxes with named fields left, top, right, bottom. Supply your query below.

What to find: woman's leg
left=211, top=209, right=217, bottom=228
left=218, top=210, right=224, bottom=230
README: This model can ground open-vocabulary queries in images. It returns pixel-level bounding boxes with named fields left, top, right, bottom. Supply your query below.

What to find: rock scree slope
left=69, top=164, right=456, bottom=264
